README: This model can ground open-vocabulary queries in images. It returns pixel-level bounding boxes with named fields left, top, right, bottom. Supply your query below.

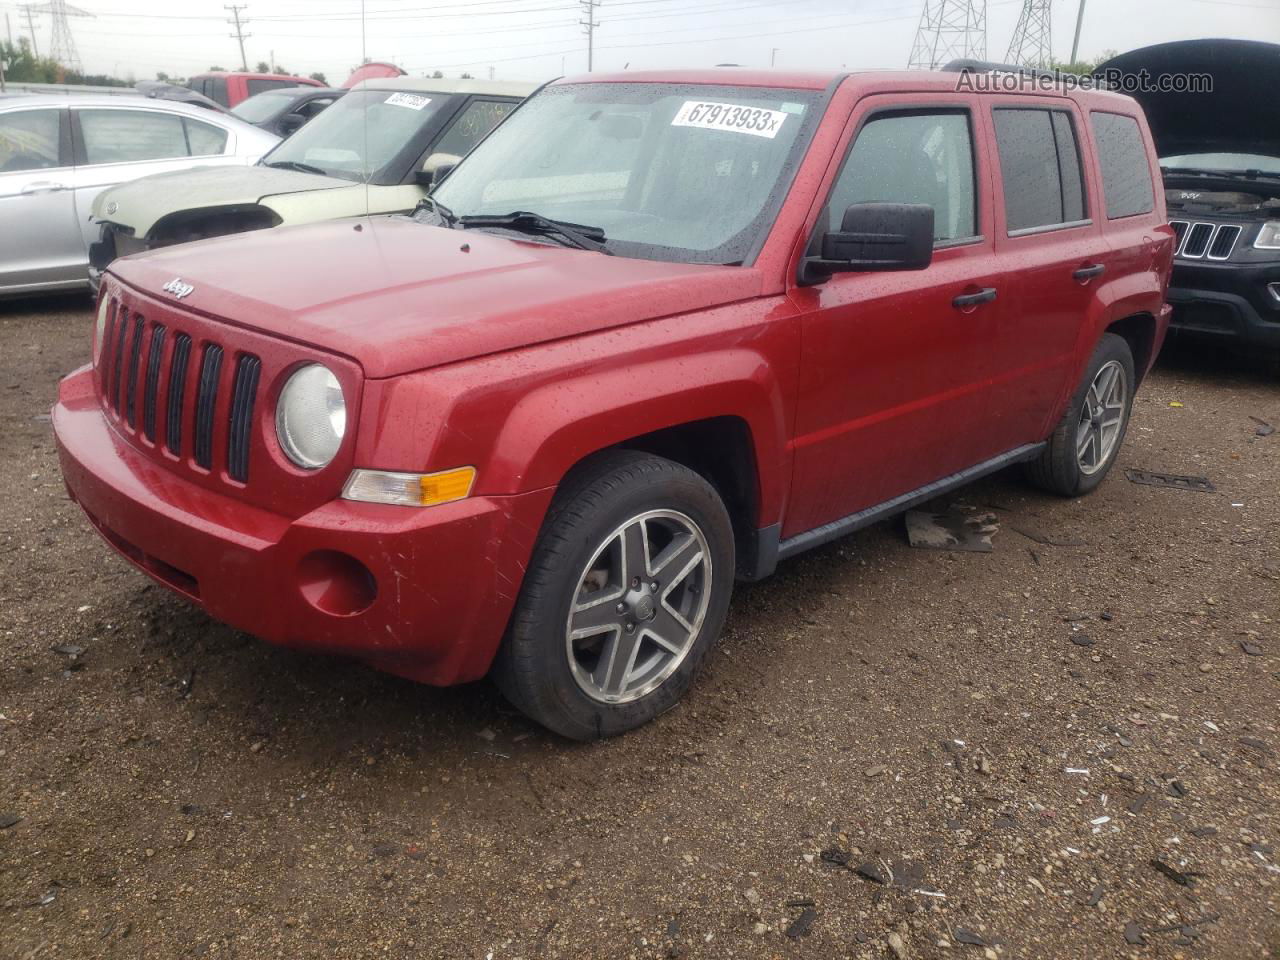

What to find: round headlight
left=93, top=295, right=110, bottom=365
left=275, top=364, right=346, bottom=469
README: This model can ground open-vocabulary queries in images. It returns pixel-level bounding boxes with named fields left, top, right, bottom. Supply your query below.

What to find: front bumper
left=54, top=366, right=553, bottom=686
left=1167, top=258, right=1280, bottom=350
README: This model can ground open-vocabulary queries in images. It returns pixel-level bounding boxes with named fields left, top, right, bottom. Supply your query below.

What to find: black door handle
left=1073, top=263, right=1106, bottom=281
left=952, top=287, right=998, bottom=309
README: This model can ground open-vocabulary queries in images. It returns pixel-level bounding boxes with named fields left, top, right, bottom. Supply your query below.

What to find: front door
left=786, top=96, right=1005, bottom=538
left=0, top=107, right=82, bottom=293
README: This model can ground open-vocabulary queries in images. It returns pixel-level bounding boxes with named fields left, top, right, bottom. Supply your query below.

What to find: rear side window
left=80, top=109, right=188, bottom=165
left=1090, top=111, right=1155, bottom=219
left=184, top=118, right=229, bottom=156
left=826, top=110, right=977, bottom=243
left=431, top=99, right=517, bottom=161
left=246, top=78, right=292, bottom=97
left=993, top=108, right=1087, bottom=233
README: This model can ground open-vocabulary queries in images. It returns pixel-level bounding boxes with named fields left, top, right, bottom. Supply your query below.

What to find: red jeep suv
left=54, top=68, right=1174, bottom=739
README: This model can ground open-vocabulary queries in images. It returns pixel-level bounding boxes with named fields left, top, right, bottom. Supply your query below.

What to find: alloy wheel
left=564, top=509, right=712, bottom=704
left=1077, top=359, right=1127, bottom=475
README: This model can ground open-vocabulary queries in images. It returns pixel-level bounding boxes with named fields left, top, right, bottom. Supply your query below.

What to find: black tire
left=492, top=451, right=735, bottom=740
left=1026, top=333, right=1135, bottom=497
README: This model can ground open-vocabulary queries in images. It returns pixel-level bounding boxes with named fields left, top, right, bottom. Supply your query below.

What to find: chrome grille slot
left=1207, top=224, right=1241, bottom=260
left=1180, top=222, right=1214, bottom=259
left=1169, top=220, right=1189, bottom=253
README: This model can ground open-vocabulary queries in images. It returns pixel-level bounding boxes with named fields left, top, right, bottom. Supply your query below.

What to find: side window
left=79, top=110, right=188, bottom=165
left=1090, top=111, right=1155, bottom=219
left=211, top=77, right=229, bottom=107
left=826, top=110, right=976, bottom=243
left=246, top=78, right=291, bottom=98
left=992, top=107, right=1087, bottom=233
left=184, top=118, right=229, bottom=156
left=299, top=97, right=336, bottom=119
left=430, top=100, right=517, bottom=161
left=0, top=109, right=65, bottom=172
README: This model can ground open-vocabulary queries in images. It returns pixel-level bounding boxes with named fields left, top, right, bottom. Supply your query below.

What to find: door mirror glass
left=277, top=112, right=306, bottom=136
left=418, top=153, right=458, bottom=187
left=815, top=202, right=934, bottom=274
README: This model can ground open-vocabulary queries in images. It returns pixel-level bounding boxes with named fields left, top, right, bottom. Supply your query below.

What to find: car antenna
left=361, top=0, right=370, bottom=220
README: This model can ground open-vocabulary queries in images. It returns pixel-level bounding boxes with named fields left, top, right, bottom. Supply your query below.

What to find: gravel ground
left=1, top=297, right=1277, bottom=960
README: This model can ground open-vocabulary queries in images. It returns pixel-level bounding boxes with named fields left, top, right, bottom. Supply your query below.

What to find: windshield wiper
left=1163, top=166, right=1280, bottom=182
left=263, top=159, right=328, bottom=176
left=456, top=210, right=610, bottom=254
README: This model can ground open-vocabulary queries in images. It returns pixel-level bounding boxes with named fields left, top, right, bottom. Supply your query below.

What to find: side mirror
left=277, top=113, right=306, bottom=136
left=803, top=203, right=934, bottom=283
left=416, top=152, right=460, bottom=188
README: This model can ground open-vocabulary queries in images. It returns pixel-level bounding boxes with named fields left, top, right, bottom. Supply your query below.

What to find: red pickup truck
left=54, top=67, right=1174, bottom=739
left=187, top=71, right=325, bottom=109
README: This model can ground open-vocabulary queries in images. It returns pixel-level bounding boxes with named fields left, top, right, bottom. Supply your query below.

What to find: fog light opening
left=297, top=550, right=377, bottom=617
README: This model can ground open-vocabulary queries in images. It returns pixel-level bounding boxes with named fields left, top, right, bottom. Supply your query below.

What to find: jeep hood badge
left=162, top=277, right=194, bottom=299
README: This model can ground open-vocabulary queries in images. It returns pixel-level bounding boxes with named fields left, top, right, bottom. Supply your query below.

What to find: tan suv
left=88, top=77, right=534, bottom=283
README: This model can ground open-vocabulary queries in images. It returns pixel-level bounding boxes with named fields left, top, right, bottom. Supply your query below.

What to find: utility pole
left=579, top=0, right=600, bottom=72
left=1070, top=0, right=1086, bottom=64
left=225, top=4, right=249, bottom=71
left=20, top=4, right=39, bottom=58
left=770, top=47, right=779, bottom=67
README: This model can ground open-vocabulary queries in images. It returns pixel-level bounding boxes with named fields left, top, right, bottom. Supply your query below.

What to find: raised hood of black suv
left=1097, top=39, right=1280, bottom=160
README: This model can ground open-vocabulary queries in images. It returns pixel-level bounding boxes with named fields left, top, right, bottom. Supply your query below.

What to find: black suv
left=1101, top=40, right=1280, bottom=368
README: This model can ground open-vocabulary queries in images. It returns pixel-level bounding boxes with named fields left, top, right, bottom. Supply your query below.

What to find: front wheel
left=1026, top=332, right=1135, bottom=497
left=492, top=451, right=735, bottom=740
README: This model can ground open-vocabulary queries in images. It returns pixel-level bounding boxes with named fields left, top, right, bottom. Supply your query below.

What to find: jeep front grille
left=98, top=298, right=260, bottom=484
left=1170, top=220, right=1243, bottom=261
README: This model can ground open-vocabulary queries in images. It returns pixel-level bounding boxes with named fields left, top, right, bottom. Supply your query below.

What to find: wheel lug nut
left=631, top=577, right=640, bottom=588
left=616, top=602, right=627, bottom=614
left=649, top=581, right=659, bottom=591
left=625, top=621, right=635, bottom=633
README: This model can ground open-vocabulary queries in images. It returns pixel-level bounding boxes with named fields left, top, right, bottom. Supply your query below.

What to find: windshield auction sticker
left=384, top=93, right=432, bottom=110
left=671, top=101, right=787, bottom=139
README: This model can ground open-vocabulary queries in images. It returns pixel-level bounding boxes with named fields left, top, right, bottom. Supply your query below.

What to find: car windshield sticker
left=671, top=101, right=787, bottom=139
left=384, top=93, right=432, bottom=110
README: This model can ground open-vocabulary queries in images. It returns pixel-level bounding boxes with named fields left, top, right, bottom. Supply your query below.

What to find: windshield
left=1162, top=152, right=1280, bottom=176
left=431, top=82, right=821, bottom=264
left=262, top=88, right=445, bottom=183
left=231, top=91, right=294, bottom=123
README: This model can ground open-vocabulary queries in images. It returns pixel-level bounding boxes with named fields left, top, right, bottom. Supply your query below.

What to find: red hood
left=108, top=217, right=760, bottom=378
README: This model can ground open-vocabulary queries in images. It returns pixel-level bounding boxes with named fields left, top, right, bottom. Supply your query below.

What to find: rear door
left=985, top=99, right=1104, bottom=448
left=69, top=106, right=236, bottom=250
left=786, top=94, right=1007, bottom=536
left=0, top=106, right=82, bottom=293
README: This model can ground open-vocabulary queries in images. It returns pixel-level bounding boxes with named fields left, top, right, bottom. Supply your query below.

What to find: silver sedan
left=0, top=95, right=278, bottom=298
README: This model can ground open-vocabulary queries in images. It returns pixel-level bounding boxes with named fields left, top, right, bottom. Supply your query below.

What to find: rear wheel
left=1026, top=333, right=1135, bottom=496
left=492, top=451, right=735, bottom=740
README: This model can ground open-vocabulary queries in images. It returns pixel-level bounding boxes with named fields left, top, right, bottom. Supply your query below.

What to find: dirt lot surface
left=1, top=297, right=1277, bottom=960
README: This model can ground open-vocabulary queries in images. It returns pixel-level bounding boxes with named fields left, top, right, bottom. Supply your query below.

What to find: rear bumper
left=1167, top=259, right=1280, bottom=349
left=54, top=365, right=552, bottom=685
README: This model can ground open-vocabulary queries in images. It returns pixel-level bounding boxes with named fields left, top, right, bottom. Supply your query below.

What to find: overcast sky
left=3, top=0, right=1277, bottom=85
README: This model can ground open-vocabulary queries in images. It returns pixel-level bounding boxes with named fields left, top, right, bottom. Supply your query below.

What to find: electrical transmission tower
left=908, top=0, right=986, bottom=70
left=24, top=0, right=93, bottom=71
left=1005, top=0, right=1053, bottom=69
